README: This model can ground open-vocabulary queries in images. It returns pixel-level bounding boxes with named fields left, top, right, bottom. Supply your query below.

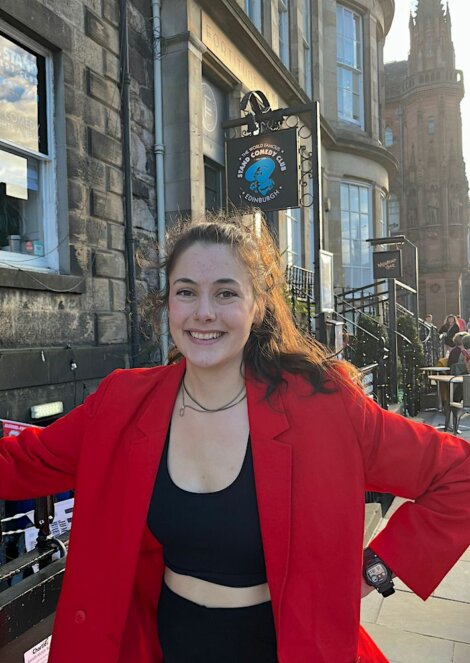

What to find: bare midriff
left=164, top=568, right=271, bottom=608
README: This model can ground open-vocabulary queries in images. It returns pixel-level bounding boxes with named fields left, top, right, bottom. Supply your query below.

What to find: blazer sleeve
left=0, top=370, right=120, bottom=500
left=341, top=383, right=470, bottom=600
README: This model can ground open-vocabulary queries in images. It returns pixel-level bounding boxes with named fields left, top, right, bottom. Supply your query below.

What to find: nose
left=193, top=294, right=216, bottom=321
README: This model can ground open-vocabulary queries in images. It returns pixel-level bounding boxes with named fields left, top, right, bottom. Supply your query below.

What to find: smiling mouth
left=187, top=331, right=224, bottom=340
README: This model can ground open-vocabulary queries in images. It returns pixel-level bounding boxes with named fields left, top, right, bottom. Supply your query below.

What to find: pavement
left=361, top=408, right=470, bottom=663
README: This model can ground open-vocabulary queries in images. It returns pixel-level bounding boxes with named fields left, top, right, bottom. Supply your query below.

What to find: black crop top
left=147, top=432, right=267, bottom=588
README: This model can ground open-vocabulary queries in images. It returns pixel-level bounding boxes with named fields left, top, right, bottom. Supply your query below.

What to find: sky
left=384, top=0, right=470, bottom=180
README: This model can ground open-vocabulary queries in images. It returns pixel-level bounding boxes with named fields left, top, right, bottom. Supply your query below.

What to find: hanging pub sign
left=225, top=128, right=300, bottom=212
left=373, top=250, right=402, bottom=279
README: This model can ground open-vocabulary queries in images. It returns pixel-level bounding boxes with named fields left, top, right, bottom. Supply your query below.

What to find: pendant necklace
left=179, top=379, right=246, bottom=416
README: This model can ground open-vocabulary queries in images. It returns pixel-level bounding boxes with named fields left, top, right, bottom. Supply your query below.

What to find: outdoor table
left=419, top=366, right=450, bottom=410
left=426, top=375, right=464, bottom=431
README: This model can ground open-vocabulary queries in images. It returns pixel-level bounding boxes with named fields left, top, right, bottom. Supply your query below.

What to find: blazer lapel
left=246, top=376, right=292, bottom=625
left=112, top=360, right=186, bottom=630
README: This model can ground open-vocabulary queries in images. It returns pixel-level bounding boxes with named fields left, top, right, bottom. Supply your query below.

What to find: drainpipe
left=151, top=0, right=169, bottom=363
left=120, top=0, right=140, bottom=367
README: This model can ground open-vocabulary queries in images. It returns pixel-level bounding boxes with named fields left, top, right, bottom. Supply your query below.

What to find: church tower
left=384, top=0, right=469, bottom=323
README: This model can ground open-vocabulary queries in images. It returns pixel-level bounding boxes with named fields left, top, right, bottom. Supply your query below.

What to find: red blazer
left=1, top=361, right=469, bottom=663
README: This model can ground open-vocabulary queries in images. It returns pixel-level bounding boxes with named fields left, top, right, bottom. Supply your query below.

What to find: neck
left=183, top=362, right=245, bottom=408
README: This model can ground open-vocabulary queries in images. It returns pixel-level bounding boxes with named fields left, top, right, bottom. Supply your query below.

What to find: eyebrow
left=172, top=277, right=241, bottom=286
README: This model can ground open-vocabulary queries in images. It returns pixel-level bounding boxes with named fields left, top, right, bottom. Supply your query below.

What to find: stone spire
left=409, top=0, right=454, bottom=73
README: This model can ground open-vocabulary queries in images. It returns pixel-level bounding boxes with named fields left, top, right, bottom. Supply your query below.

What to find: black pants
left=157, top=582, right=278, bottom=662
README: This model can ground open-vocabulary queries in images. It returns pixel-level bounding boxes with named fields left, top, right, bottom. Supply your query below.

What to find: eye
left=175, top=288, right=194, bottom=297
left=217, top=290, right=237, bottom=299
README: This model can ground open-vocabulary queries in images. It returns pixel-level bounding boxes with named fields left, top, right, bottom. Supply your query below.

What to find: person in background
left=447, top=332, right=469, bottom=376
left=439, top=314, right=460, bottom=356
left=0, top=214, right=469, bottom=663
left=457, top=316, right=466, bottom=332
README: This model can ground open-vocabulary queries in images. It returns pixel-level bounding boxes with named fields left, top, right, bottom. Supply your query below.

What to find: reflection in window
left=0, top=27, right=53, bottom=266
left=302, top=0, right=312, bottom=97
left=336, top=6, right=363, bottom=127
left=384, top=126, right=393, bottom=147
left=0, top=147, right=43, bottom=255
left=244, top=0, right=263, bottom=31
left=278, top=0, right=290, bottom=68
left=341, top=182, right=372, bottom=288
left=286, top=207, right=302, bottom=267
left=387, top=194, right=400, bottom=233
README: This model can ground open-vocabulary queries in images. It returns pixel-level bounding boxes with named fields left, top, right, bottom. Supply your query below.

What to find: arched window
left=384, top=126, right=394, bottom=147
left=428, top=116, right=435, bottom=135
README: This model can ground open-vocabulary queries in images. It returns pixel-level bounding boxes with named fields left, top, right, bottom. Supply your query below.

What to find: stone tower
left=385, top=0, right=469, bottom=324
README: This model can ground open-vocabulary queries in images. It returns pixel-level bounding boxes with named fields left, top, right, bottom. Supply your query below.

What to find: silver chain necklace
left=179, top=379, right=246, bottom=416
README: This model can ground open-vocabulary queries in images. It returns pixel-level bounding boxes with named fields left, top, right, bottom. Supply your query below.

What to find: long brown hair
left=145, top=212, right=356, bottom=396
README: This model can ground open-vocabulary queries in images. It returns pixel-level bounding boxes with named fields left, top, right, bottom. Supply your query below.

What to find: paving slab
left=360, top=589, right=384, bottom=623
left=377, top=591, right=470, bottom=644
left=453, top=641, right=470, bottom=663
left=431, top=560, right=470, bottom=603
left=360, top=622, right=454, bottom=663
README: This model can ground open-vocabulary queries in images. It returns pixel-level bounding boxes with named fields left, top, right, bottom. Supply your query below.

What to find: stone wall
left=0, top=0, right=157, bottom=420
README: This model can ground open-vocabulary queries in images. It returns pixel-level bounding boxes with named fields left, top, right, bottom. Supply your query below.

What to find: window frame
left=302, top=0, right=312, bottom=97
left=285, top=206, right=302, bottom=267
left=278, top=0, right=290, bottom=69
left=340, top=181, right=373, bottom=289
left=336, top=5, right=364, bottom=128
left=384, top=125, right=393, bottom=147
left=244, top=0, right=263, bottom=32
left=204, top=156, right=225, bottom=212
left=0, top=19, right=58, bottom=272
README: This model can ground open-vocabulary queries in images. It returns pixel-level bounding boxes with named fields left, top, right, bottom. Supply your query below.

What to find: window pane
left=351, top=212, right=360, bottom=239
left=342, top=239, right=350, bottom=265
left=340, top=184, right=349, bottom=211
left=0, top=147, right=44, bottom=255
left=0, top=33, right=46, bottom=153
left=349, top=186, right=359, bottom=211
left=360, top=188, right=368, bottom=213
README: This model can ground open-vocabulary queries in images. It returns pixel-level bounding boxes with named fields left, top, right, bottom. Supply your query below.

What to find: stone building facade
left=0, top=0, right=157, bottom=422
left=162, top=0, right=396, bottom=291
left=384, top=0, right=469, bottom=323
left=0, top=0, right=395, bottom=422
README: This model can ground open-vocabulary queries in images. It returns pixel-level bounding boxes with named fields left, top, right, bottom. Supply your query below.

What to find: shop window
left=336, top=5, right=364, bottom=127
left=0, top=24, right=58, bottom=270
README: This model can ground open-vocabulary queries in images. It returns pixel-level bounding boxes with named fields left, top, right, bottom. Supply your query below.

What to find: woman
left=447, top=331, right=469, bottom=375
left=439, top=314, right=460, bottom=355
left=0, top=215, right=469, bottom=663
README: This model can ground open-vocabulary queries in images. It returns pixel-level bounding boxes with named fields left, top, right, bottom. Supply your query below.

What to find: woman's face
left=168, top=242, right=259, bottom=372
left=448, top=316, right=456, bottom=326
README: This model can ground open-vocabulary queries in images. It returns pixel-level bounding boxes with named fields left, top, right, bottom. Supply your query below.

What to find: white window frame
left=244, top=0, right=263, bottom=32
left=302, top=0, right=312, bottom=97
left=286, top=207, right=302, bottom=267
left=278, top=0, right=290, bottom=68
left=340, top=181, right=373, bottom=289
left=336, top=5, right=364, bottom=128
left=0, top=20, right=58, bottom=272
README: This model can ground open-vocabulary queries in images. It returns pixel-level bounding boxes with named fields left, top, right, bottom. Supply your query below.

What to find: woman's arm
left=342, top=384, right=470, bottom=600
left=0, top=370, right=119, bottom=500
